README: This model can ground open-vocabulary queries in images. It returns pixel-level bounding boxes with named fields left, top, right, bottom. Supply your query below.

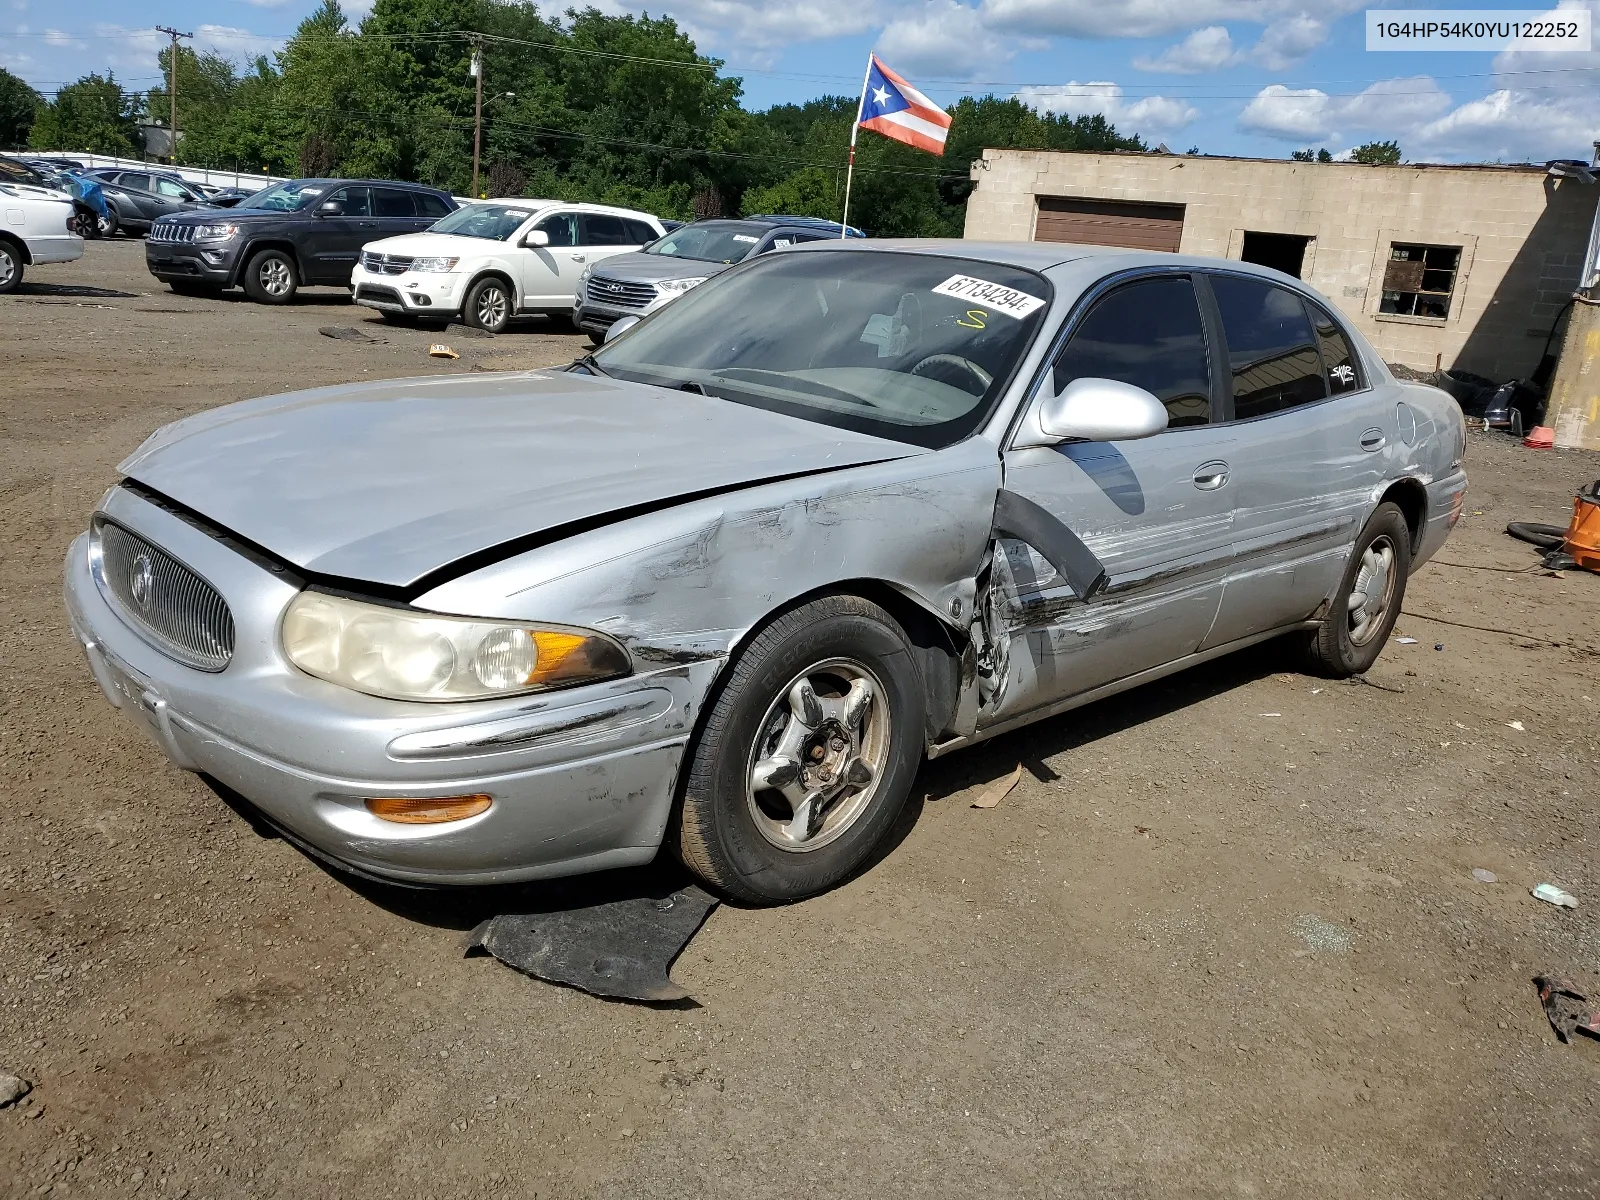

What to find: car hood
left=587, top=252, right=736, bottom=283
left=118, top=370, right=922, bottom=590
left=360, top=232, right=507, bottom=258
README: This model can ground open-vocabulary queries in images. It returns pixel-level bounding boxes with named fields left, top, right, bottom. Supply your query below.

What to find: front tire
left=674, top=595, right=925, bottom=904
left=1307, top=501, right=1412, bottom=676
left=243, top=248, right=298, bottom=304
left=464, top=276, right=512, bottom=334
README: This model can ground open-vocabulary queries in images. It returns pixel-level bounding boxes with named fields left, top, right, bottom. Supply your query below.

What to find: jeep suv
left=145, top=178, right=456, bottom=303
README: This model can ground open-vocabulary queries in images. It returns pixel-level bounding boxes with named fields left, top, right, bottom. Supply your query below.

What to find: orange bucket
left=1567, top=480, right=1600, bottom=572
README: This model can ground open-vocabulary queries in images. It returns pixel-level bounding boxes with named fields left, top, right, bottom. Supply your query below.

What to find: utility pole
left=470, top=40, right=484, bottom=199
left=154, top=26, right=192, bottom=165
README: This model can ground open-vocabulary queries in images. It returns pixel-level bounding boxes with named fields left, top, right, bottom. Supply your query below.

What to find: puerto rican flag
left=858, top=56, right=952, bottom=155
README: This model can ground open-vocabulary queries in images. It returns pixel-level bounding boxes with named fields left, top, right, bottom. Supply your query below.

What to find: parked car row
left=132, top=172, right=863, bottom=334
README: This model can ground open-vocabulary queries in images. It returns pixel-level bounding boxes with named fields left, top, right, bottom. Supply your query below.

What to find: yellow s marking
left=956, top=309, right=987, bottom=329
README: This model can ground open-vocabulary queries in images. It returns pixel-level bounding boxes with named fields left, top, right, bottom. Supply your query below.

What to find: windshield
left=428, top=202, right=535, bottom=240
left=234, top=181, right=327, bottom=212
left=592, top=250, right=1050, bottom=449
left=644, top=221, right=768, bottom=264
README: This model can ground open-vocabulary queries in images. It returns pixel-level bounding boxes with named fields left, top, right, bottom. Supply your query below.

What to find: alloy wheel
left=1347, top=534, right=1396, bottom=646
left=0, top=248, right=15, bottom=289
left=475, top=285, right=509, bottom=330
left=745, top=658, right=891, bottom=852
left=259, top=258, right=292, bottom=298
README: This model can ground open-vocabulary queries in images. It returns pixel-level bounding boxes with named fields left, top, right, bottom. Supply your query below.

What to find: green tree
left=29, top=73, right=138, bottom=154
left=0, top=67, right=42, bottom=150
left=1290, top=147, right=1332, bottom=162
left=1351, top=140, right=1401, bottom=165
left=144, top=45, right=240, bottom=161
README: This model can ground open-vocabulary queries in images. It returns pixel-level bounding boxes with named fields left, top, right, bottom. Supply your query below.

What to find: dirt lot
left=2, top=238, right=1598, bottom=1199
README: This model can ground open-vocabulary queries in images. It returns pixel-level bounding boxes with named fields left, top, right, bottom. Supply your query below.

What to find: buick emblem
left=129, top=554, right=154, bottom=608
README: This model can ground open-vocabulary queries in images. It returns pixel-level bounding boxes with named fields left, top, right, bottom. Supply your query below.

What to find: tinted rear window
left=1210, top=275, right=1327, bottom=420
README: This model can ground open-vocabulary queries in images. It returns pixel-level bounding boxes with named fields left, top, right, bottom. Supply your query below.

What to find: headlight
left=407, top=256, right=459, bottom=272
left=281, top=591, right=630, bottom=702
left=191, top=223, right=239, bottom=242
left=656, top=276, right=707, bottom=296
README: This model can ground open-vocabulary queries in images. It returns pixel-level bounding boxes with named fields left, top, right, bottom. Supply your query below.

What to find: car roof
left=288, top=178, right=453, bottom=195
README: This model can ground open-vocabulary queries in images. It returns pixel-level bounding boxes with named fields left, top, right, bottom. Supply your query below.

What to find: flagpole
left=839, top=54, right=873, bottom=239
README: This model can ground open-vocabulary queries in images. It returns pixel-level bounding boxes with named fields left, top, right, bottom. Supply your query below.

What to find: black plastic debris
left=318, top=326, right=380, bottom=342
left=1533, top=976, right=1600, bottom=1044
left=467, top=885, right=719, bottom=1003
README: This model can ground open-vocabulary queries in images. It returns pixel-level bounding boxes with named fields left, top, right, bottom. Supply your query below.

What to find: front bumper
left=63, top=488, right=719, bottom=886
left=351, top=265, right=467, bottom=316
left=146, top=240, right=238, bottom=284
left=573, top=286, right=667, bottom=338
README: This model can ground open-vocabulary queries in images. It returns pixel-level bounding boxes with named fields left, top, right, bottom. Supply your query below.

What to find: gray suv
left=573, top=214, right=862, bottom=341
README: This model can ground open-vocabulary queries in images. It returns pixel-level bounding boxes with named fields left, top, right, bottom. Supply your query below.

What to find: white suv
left=352, top=199, right=664, bottom=333
left=0, top=182, right=84, bottom=293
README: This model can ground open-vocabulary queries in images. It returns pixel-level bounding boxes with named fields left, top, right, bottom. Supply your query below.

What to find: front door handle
left=1360, top=428, right=1387, bottom=452
left=1193, top=460, right=1230, bottom=490
left=571, top=254, right=587, bottom=263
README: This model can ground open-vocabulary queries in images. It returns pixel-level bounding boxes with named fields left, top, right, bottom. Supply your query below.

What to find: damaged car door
left=981, top=272, right=1237, bottom=723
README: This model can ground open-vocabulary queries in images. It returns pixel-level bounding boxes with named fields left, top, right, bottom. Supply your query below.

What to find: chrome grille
left=148, top=223, right=196, bottom=244
left=361, top=251, right=413, bottom=275
left=585, top=275, right=656, bottom=309
left=93, top=519, right=234, bottom=671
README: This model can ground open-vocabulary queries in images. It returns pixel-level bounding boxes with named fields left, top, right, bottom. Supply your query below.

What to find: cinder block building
left=963, top=149, right=1599, bottom=382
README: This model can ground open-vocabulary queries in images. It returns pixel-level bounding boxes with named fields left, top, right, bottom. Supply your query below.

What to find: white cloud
left=1411, top=90, right=1599, bottom=162
left=195, top=24, right=286, bottom=61
left=1248, top=14, right=1327, bottom=69
left=1020, top=81, right=1200, bottom=133
left=1237, top=84, right=1332, bottom=139
left=241, top=0, right=293, bottom=7
left=1133, top=25, right=1235, bottom=73
left=650, top=0, right=882, bottom=57
left=41, top=27, right=83, bottom=50
left=875, top=0, right=1019, bottom=79
left=1238, top=76, right=1450, bottom=142
left=979, top=0, right=1364, bottom=39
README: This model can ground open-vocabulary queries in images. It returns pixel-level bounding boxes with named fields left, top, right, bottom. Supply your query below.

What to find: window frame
left=532, top=209, right=580, bottom=247
left=578, top=211, right=632, bottom=247
left=1031, top=267, right=1227, bottom=438
left=1197, top=268, right=1372, bottom=426
left=1378, top=241, right=1461, bottom=321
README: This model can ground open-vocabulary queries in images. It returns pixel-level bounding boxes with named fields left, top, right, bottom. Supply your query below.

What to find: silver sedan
left=62, top=240, right=1467, bottom=903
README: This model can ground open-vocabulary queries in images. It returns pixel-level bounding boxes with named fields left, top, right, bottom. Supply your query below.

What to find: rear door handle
left=1193, top=460, right=1230, bottom=490
left=1360, top=428, right=1386, bottom=452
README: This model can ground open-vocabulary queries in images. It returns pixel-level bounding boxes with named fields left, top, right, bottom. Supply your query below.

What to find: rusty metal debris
left=1533, top=976, right=1600, bottom=1043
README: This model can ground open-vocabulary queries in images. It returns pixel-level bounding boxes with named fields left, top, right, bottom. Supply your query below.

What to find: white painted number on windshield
left=932, top=274, right=1044, bottom=319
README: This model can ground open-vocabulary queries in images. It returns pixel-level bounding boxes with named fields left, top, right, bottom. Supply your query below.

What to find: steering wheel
left=910, top=354, right=993, bottom=396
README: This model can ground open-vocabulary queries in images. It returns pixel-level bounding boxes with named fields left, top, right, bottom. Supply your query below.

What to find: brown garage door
left=1034, top=197, right=1185, bottom=252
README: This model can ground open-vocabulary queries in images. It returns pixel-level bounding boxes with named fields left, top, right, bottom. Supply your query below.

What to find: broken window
left=1380, top=243, right=1460, bottom=319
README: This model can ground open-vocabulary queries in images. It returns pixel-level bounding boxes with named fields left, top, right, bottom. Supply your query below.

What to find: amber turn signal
left=364, top=794, right=492, bottom=824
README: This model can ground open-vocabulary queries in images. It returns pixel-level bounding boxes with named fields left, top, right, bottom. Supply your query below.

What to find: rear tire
left=243, top=248, right=298, bottom=304
left=1306, top=502, right=1412, bottom=677
left=0, top=241, right=21, bottom=294
left=98, top=208, right=119, bottom=238
left=674, top=594, right=925, bottom=905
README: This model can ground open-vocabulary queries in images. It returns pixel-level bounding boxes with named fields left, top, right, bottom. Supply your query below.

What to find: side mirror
left=524, top=229, right=550, bottom=247
left=317, top=200, right=343, bottom=216
left=604, top=315, right=640, bottom=343
left=1031, top=377, right=1169, bottom=443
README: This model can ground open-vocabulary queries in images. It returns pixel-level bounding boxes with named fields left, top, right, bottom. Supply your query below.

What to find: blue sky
left=6, top=0, right=1598, bottom=162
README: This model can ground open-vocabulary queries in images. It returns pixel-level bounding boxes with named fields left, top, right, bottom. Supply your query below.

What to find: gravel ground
left=2, top=239, right=1598, bottom=1199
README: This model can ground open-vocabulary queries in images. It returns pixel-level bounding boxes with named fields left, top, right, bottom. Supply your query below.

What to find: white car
left=351, top=199, right=664, bottom=333
left=0, top=183, right=84, bottom=293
